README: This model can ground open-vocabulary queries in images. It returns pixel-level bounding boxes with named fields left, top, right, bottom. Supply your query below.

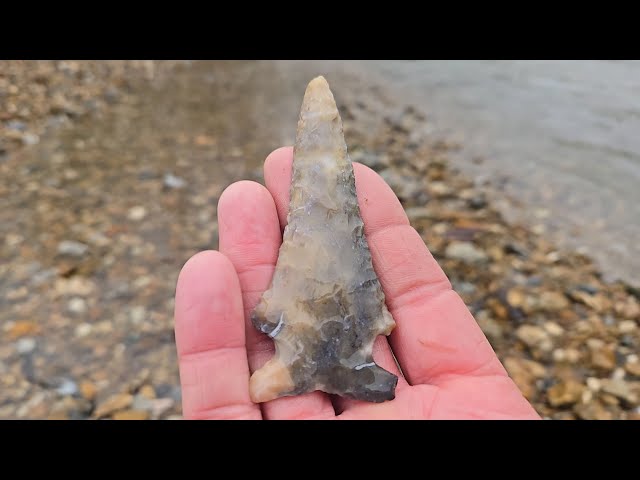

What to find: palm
left=174, top=147, right=540, bottom=420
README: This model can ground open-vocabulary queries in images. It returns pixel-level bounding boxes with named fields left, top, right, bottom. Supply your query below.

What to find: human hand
left=173, top=147, right=541, bottom=420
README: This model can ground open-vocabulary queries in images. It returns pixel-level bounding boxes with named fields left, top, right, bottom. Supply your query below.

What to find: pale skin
left=174, top=147, right=542, bottom=420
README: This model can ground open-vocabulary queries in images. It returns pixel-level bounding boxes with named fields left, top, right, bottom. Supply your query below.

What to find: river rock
left=601, top=379, right=639, bottom=405
left=94, top=393, right=133, bottom=418
left=503, top=357, right=546, bottom=400
left=112, top=409, right=149, bottom=420
left=547, top=380, right=585, bottom=407
left=516, top=325, right=552, bottom=350
left=57, top=240, right=89, bottom=257
left=445, top=241, right=488, bottom=264
left=574, top=400, right=614, bottom=420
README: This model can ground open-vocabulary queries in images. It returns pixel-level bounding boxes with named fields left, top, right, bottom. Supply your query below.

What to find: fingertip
left=217, top=180, right=274, bottom=222
left=175, top=249, right=231, bottom=300
left=264, top=146, right=294, bottom=227
left=264, top=146, right=293, bottom=172
left=174, top=249, right=244, bottom=356
left=174, top=249, right=261, bottom=420
left=217, top=179, right=281, bottom=260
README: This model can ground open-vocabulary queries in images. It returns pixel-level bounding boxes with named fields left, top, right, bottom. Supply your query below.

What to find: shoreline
left=1, top=61, right=639, bottom=420
left=337, top=60, right=640, bottom=289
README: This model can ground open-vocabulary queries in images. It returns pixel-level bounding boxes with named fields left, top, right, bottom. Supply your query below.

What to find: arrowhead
left=249, top=77, right=397, bottom=404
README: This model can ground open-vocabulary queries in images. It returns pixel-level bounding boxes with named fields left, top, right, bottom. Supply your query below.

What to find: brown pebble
left=139, top=384, right=156, bottom=399
left=7, top=321, right=40, bottom=339
left=94, top=393, right=133, bottom=418
left=79, top=381, right=98, bottom=401
left=112, top=409, right=149, bottom=420
left=547, top=380, right=585, bottom=407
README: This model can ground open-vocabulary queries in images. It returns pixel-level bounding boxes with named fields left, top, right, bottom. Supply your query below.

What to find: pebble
left=516, top=325, right=550, bottom=349
left=47, top=396, right=92, bottom=420
left=454, top=281, right=477, bottom=296
left=581, top=389, right=593, bottom=404
left=618, top=320, right=637, bottom=334
left=31, top=268, right=57, bottom=286
left=79, top=381, right=98, bottom=401
left=112, top=409, right=149, bottom=420
left=503, top=357, right=546, bottom=400
left=539, top=291, right=569, bottom=311
left=139, top=385, right=156, bottom=399
left=506, top=288, right=525, bottom=308
left=6, top=287, right=28, bottom=300
left=57, top=240, right=89, bottom=257
left=55, top=277, right=95, bottom=296
left=565, top=349, right=581, bottom=363
left=16, top=337, right=36, bottom=354
left=615, top=297, right=640, bottom=319
left=86, top=230, right=111, bottom=247
left=543, top=321, right=564, bottom=337
left=601, top=379, right=639, bottom=405
left=547, top=380, right=585, bottom=407
left=378, top=169, right=424, bottom=200
left=574, top=400, right=614, bottom=420
left=22, top=133, right=40, bottom=145
left=163, top=173, right=186, bottom=189
left=127, top=206, right=147, bottom=221
left=569, top=290, right=610, bottom=313
left=6, top=120, right=26, bottom=131
left=149, top=398, right=174, bottom=418
left=586, top=377, right=602, bottom=392
left=445, top=241, right=488, bottom=264
left=590, top=345, right=616, bottom=371
left=428, top=182, right=452, bottom=197
left=55, top=378, right=78, bottom=396
left=94, top=393, right=133, bottom=418
left=404, top=207, right=432, bottom=220
left=625, top=356, right=640, bottom=377
left=467, top=193, right=487, bottom=209
left=476, top=315, right=503, bottom=341
left=552, top=349, right=566, bottom=362
left=68, top=297, right=87, bottom=314
left=132, top=394, right=152, bottom=411
left=7, top=321, right=40, bottom=339
left=16, top=392, right=47, bottom=418
left=612, top=368, right=626, bottom=380
left=5, top=233, right=24, bottom=247
left=125, top=368, right=151, bottom=393
left=133, top=276, right=151, bottom=289
left=129, top=306, right=146, bottom=325
left=75, top=323, right=92, bottom=338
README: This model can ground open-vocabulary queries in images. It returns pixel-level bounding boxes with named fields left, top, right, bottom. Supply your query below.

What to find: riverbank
left=1, top=61, right=638, bottom=419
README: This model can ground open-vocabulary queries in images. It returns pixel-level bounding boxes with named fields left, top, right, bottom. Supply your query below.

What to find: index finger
left=264, top=147, right=507, bottom=386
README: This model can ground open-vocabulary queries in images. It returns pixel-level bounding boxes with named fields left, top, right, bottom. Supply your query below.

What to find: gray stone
left=57, top=240, right=89, bottom=257
left=445, top=241, right=489, bottom=264
left=16, top=337, right=36, bottom=354
left=55, top=378, right=79, bottom=397
left=68, top=297, right=87, bottom=314
left=163, top=173, right=186, bottom=189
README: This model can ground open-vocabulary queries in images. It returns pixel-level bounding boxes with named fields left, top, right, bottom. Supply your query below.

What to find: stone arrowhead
left=249, top=76, right=398, bottom=404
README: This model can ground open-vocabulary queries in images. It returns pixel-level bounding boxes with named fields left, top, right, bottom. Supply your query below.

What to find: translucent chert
left=249, top=76, right=398, bottom=404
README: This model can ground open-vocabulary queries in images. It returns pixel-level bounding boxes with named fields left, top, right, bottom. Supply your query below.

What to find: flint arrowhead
left=249, top=76, right=398, bottom=403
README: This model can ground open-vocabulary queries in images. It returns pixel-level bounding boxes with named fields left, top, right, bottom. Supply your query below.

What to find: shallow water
left=271, top=60, right=640, bottom=286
